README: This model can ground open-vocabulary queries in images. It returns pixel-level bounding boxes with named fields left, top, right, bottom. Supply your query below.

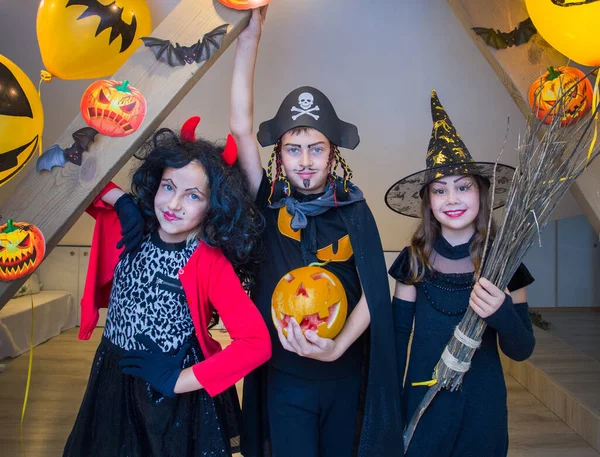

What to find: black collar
left=433, top=234, right=473, bottom=259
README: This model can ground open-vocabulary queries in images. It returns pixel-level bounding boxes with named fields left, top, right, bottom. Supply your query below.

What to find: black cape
left=240, top=194, right=404, bottom=457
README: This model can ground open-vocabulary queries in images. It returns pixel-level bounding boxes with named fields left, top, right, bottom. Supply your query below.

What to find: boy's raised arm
left=230, top=8, right=267, bottom=198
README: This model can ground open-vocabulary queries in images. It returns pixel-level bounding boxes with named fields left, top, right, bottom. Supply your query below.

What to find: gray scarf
left=268, top=182, right=364, bottom=230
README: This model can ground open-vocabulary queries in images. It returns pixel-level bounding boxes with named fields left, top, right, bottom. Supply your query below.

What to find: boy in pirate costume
left=231, top=9, right=402, bottom=457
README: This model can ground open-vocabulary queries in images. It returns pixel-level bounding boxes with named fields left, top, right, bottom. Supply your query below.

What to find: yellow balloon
left=0, top=55, right=44, bottom=187
left=36, top=0, right=152, bottom=80
left=526, top=0, right=600, bottom=67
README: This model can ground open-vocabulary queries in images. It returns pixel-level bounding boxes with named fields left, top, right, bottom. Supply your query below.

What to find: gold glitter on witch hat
left=384, top=90, right=515, bottom=218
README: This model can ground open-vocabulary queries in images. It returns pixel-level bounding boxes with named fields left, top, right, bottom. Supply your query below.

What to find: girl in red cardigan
left=64, top=122, right=271, bottom=457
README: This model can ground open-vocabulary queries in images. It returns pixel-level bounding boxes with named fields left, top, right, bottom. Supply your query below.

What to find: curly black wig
left=131, top=128, right=264, bottom=293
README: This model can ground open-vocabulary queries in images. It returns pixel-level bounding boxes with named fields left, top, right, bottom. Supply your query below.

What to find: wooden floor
left=540, top=308, right=600, bottom=363
left=502, top=315, right=600, bottom=453
left=0, top=329, right=598, bottom=457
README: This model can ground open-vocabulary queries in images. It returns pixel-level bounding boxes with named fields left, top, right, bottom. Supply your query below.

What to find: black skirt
left=63, top=335, right=241, bottom=457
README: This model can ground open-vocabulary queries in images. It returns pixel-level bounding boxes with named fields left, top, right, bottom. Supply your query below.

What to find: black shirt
left=252, top=172, right=364, bottom=380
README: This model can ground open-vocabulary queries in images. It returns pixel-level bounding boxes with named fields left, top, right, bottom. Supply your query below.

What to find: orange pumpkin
left=81, top=79, right=146, bottom=137
left=528, top=66, right=593, bottom=126
left=218, top=0, right=271, bottom=10
left=0, top=219, right=46, bottom=281
left=271, top=265, right=348, bottom=339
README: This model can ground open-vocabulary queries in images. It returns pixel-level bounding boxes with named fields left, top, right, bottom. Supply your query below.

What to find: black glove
left=114, top=193, right=145, bottom=260
left=119, top=334, right=190, bottom=398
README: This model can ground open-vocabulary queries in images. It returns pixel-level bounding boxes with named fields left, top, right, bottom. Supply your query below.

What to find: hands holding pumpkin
left=277, top=318, right=339, bottom=362
left=469, top=277, right=510, bottom=318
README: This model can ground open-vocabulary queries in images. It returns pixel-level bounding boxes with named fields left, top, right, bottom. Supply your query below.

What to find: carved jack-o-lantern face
left=528, top=66, right=593, bottom=126
left=81, top=79, right=146, bottom=137
left=271, top=265, right=348, bottom=339
left=0, top=219, right=46, bottom=281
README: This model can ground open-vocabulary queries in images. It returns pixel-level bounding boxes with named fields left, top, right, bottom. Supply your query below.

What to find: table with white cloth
left=0, top=291, right=76, bottom=360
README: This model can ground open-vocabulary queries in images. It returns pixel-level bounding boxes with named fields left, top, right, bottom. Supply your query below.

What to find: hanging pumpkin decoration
left=271, top=265, right=348, bottom=339
left=0, top=219, right=46, bottom=281
left=528, top=66, right=593, bottom=126
left=218, top=0, right=271, bottom=10
left=0, top=55, right=44, bottom=187
left=526, top=0, right=600, bottom=67
left=81, top=79, right=146, bottom=136
left=36, top=0, right=152, bottom=80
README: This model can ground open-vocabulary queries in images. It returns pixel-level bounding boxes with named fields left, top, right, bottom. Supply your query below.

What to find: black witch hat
left=385, top=90, right=515, bottom=218
left=257, top=86, right=360, bottom=149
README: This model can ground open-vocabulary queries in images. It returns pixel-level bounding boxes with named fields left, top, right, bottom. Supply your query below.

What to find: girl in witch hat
left=231, top=8, right=402, bottom=457
left=63, top=117, right=270, bottom=457
left=385, top=90, right=536, bottom=457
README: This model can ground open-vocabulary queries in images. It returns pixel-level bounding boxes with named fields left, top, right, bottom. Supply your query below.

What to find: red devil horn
left=181, top=116, right=201, bottom=142
left=222, top=134, right=238, bottom=166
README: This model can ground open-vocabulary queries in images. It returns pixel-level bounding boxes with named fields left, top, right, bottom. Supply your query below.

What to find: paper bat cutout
left=36, top=127, right=99, bottom=172
left=472, top=17, right=537, bottom=50
left=66, top=0, right=138, bottom=52
left=141, top=24, right=229, bottom=67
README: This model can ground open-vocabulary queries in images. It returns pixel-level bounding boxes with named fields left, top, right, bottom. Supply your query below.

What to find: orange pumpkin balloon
left=218, top=0, right=271, bottom=10
left=0, top=219, right=46, bottom=281
left=81, top=79, right=146, bottom=137
left=528, top=66, right=593, bottom=126
left=271, top=265, right=348, bottom=339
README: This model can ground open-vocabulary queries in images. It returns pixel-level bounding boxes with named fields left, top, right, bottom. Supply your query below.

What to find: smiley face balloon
left=0, top=55, right=44, bottom=187
left=36, top=0, right=152, bottom=80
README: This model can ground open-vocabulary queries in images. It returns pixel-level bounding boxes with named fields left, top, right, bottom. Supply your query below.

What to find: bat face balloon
left=0, top=55, right=44, bottom=187
left=36, top=0, right=152, bottom=80
left=526, top=0, right=600, bottom=66
left=218, top=0, right=271, bottom=10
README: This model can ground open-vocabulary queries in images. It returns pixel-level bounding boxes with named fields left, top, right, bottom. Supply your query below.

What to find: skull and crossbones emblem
left=291, top=92, right=320, bottom=121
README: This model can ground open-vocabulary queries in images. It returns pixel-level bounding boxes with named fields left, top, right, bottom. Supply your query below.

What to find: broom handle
left=403, top=383, right=442, bottom=452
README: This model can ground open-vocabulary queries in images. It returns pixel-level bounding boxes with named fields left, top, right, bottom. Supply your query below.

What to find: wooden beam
left=447, top=0, right=600, bottom=233
left=0, top=0, right=249, bottom=309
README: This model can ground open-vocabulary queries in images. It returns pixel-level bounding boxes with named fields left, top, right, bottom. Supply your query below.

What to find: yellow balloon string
left=587, top=69, right=600, bottom=165
left=20, top=277, right=35, bottom=457
left=36, top=71, right=53, bottom=158
left=412, top=379, right=438, bottom=387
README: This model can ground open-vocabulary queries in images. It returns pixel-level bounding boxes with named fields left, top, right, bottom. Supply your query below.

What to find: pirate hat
left=385, top=90, right=515, bottom=218
left=257, top=86, right=360, bottom=149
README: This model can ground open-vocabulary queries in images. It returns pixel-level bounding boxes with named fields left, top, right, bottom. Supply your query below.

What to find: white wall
left=556, top=215, right=600, bottom=307
left=1, top=0, right=594, bottom=303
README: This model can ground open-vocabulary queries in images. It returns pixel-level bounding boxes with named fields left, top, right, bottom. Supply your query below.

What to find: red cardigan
left=79, top=182, right=271, bottom=396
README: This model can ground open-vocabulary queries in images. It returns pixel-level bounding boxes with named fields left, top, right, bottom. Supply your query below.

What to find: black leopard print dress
left=64, top=231, right=242, bottom=457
